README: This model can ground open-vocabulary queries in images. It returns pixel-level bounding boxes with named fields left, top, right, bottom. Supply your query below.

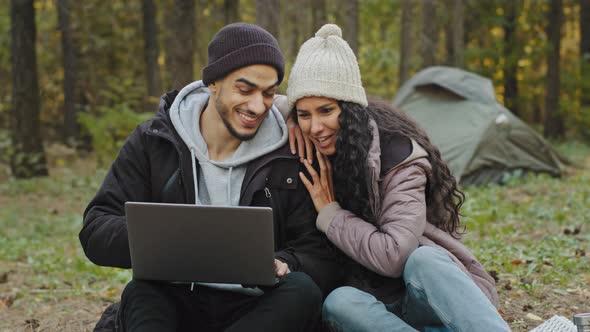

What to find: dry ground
left=1, top=145, right=589, bottom=331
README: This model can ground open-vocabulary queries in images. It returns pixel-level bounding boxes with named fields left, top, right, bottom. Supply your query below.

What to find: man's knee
left=118, top=280, right=178, bottom=331
left=121, top=279, right=160, bottom=302
left=280, top=272, right=322, bottom=310
left=120, top=279, right=176, bottom=312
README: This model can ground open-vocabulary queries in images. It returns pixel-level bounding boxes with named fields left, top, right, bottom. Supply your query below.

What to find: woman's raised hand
left=298, top=150, right=335, bottom=212
left=287, top=117, right=314, bottom=163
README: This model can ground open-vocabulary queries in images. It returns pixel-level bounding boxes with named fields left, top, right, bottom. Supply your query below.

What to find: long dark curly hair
left=295, top=97, right=465, bottom=235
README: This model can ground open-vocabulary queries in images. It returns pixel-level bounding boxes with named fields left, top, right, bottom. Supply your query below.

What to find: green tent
left=392, top=66, right=567, bottom=185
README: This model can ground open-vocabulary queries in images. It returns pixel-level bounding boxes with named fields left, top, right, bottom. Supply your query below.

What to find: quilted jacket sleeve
left=79, top=125, right=152, bottom=268
left=319, top=160, right=429, bottom=278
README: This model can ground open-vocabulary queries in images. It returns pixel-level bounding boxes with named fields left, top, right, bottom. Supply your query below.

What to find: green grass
left=0, top=141, right=589, bottom=330
left=461, top=141, right=590, bottom=297
left=0, top=166, right=131, bottom=316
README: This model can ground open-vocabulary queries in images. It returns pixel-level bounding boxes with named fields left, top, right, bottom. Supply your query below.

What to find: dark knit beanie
left=202, top=23, right=285, bottom=86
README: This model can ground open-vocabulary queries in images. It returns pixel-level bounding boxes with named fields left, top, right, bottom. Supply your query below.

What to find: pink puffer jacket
left=316, top=124, right=499, bottom=307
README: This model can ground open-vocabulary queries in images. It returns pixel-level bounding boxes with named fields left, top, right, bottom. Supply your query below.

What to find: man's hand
left=274, top=259, right=290, bottom=277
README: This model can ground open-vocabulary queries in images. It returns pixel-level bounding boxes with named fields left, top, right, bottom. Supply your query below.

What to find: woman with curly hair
left=287, top=24, right=510, bottom=332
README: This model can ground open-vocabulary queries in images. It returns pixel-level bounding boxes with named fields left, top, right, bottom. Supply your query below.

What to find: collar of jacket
left=366, top=120, right=429, bottom=218
left=367, top=119, right=429, bottom=181
left=148, top=90, right=180, bottom=141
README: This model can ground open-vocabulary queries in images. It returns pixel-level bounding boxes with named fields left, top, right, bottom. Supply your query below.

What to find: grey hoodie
left=170, top=80, right=288, bottom=207
left=168, top=80, right=288, bottom=295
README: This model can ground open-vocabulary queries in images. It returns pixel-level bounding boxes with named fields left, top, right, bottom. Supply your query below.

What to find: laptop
left=125, top=202, right=277, bottom=286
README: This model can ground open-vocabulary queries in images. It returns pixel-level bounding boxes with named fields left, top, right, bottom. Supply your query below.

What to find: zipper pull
left=264, top=187, right=271, bottom=198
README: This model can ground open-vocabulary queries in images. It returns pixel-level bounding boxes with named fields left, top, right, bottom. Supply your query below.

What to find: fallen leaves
left=24, top=318, right=40, bottom=331
left=0, top=294, right=15, bottom=310
left=563, top=225, right=581, bottom=235
left=525, top=313, right=544, bottom=322
left=488, top=269, right=499, bottom=282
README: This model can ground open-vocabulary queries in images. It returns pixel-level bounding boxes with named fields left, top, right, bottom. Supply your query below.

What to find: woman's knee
left=323, top=287, right=373, bottom=320
left=403, top=246, right=452, bottom=283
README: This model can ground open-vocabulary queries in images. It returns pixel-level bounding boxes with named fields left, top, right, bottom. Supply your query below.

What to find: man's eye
left=264, top=91, right=276, bottom=98
left=239, top=89, right=252, bottom=94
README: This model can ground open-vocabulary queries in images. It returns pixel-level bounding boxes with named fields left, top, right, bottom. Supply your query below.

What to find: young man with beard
left=80, top=23, right=341, bottom=332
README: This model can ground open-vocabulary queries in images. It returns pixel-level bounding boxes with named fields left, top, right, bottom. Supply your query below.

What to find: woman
left=286, top=24, right=510, bottom=332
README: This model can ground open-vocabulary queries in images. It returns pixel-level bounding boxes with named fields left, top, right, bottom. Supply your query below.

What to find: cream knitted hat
left=287, top=24, right=367, bottom=109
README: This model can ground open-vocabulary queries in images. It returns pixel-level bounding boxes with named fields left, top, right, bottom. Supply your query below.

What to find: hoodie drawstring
left=190, top=148, right=199, bottom=205
left=227, top=167, right=233, bottom=205
left=190, top=148, right=199, bottom=292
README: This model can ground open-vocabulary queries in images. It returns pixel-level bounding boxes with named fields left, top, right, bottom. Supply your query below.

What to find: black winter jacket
left=80, top=91, right=343, bottom=295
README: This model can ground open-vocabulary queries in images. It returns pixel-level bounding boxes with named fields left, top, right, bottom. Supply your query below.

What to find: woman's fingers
left=288, top=125, right=297, bottom=155
left=317, top=150, right=330, bottom=192
left=324, top=155, right=335, bottom=200
left=305, top=135, right=314, bottom=163
left=298, top=171, right=314, bottom=193
left=295, top=129, right=306, bottom=162
left=302, top=159, right=320, bottom=183
left=287, top=119, right=307, bottom=162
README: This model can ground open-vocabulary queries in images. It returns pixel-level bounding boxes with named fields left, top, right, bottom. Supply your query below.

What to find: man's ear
left=208, top=81, right=218, bottom=94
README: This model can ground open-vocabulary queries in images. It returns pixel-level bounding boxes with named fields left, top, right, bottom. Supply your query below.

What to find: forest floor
left=0, top=141, right=588, bottom=331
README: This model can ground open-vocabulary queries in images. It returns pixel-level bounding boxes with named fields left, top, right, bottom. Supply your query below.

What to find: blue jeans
left=323, top=247, right=510, bottom=332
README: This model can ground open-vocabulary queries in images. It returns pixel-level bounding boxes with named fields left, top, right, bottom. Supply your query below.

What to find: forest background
left=0, top=0, right=589, bottom=331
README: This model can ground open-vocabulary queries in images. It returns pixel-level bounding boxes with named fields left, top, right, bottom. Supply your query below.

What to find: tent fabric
left=392, top=66, right=566, bottom=185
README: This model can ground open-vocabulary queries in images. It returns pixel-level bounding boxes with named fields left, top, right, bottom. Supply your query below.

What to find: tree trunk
left=311, top=0, right=327, bottom=31
left=421, top=0, right=437, bottom=68
left=581, top=0, right=590, bottom=108
left=256, top=0, right=280, bottom=39
left=166, top=0, right=195, bottom=90
left=450, top=0, right=464, bottom=68
left=543, top=0, right=564, bottom=139
left=282, top=0, right=300, bottom=61
left=224, top=0, right=239, bottom=24
left=57, top=0, right=79, bottom=145
left=10, top=0, right=48, bottom=178
left=142, top=0, right=161, bottom=98
left=342, top=0, right=359, bottom=56
left=399, top=0, right=413, bottom=87
left=502, top=0, right=519, bottom=116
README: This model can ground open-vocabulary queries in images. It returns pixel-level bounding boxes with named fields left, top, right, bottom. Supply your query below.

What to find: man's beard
left=215, top=95, right=262, bottom=142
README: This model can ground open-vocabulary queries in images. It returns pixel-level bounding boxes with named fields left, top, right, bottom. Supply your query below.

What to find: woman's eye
left=320, top=108, right=333, bottom=114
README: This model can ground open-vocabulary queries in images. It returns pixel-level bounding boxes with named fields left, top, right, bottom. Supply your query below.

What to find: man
left=80, top=23, right=341, bottom=331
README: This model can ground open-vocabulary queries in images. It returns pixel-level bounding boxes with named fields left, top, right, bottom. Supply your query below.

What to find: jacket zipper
left=240, top=155, right=298, bottom=202
left=370, top=168, right=380, bottom=218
